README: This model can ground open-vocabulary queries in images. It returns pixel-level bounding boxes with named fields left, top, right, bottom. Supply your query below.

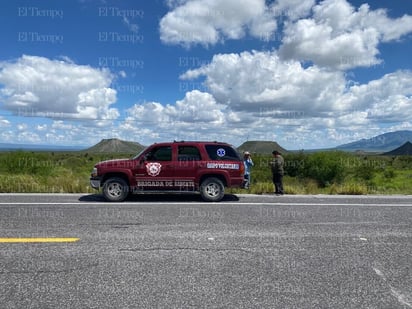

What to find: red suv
left=90, top=141, right=244, bottom=202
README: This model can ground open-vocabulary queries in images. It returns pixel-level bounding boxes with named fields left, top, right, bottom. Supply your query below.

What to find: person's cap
left=244, top=151, right=250, bottom=155
left=272, top=150, right=280, bottom=155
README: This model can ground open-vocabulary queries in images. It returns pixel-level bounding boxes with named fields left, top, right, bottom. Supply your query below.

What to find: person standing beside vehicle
left=243, top=151, right=254, bottom=189
left=270, top=150, right=284, bottom=195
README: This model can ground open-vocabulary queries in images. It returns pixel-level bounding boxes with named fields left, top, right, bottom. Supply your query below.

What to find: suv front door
left=134, top=145, right=175, bottom=190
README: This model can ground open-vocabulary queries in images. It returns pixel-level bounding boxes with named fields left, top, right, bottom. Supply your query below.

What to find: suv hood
left=96, top=158, right=135, bottom=168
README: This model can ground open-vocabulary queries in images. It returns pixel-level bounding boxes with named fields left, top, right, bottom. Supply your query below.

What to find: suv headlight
left=91, top=167, right=98, bottom=177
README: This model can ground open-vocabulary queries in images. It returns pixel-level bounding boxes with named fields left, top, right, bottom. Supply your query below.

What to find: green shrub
left=0, top=151, right=58, bottom=176
left=391, top=156, right=412, bottom=169
left=354, top=164, right=375, bottom=180
left=284, top=152, right=306, bottom=177
left=301, top=151, right=346, bottom=187
left=383, top=168, right=396, bottom=179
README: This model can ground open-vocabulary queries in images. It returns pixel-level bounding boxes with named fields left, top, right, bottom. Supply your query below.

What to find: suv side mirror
left=140, top=152, right=152, bottom=164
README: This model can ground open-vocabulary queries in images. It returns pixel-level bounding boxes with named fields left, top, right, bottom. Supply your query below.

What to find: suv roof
left=171, top=140, right=233, bottom=145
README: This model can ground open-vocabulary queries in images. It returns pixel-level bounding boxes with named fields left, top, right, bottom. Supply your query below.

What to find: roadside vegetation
left=1, top=150, right=412, bottom=195
left=233, top=151, right=412, bottom=195
left=0, top=151, right=131, bottom=193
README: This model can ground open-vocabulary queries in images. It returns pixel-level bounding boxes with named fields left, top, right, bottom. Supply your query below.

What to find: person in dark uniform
left=270, top=150, right=284, bottom=195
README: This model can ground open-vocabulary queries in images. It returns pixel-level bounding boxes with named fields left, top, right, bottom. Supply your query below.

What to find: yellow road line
left=0, top=238, right=80, bottom=243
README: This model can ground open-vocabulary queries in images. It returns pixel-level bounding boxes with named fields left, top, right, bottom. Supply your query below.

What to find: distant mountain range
left=0, top=138, right=145, bottom=153
left=335, top=130, right=412, bottom=152
left=2, top=130, right=412, bottom=154
left=237, top=130, right=412, bottom=154
left=383, top=141, right=412, bottom=156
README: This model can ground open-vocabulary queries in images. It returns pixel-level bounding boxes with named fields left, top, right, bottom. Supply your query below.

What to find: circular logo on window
left=146, top=162, right=162, bottom=176
left=217, top=148, right=226, bottom=157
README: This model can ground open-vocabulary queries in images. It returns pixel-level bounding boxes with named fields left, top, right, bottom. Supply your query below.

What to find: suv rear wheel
left=200, top=177, right=225, bottom=202
left=102, top=177, right=129, bottom=202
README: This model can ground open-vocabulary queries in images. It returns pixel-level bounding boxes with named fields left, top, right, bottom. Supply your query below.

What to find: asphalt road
left=0, top=193, right=411, bottom=309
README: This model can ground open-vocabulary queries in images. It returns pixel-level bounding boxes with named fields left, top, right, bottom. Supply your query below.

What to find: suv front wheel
left=200, top=177, right=225, bottom=202
left=102, top=177, right=129, bottom=202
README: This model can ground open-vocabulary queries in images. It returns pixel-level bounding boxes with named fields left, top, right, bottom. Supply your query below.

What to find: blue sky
left=1, top=0, right=412, bottom=150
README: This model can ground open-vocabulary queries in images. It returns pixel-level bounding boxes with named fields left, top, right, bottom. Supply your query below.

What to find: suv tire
left=102, top=177, right=129, bottom=202
left=200, top=177, right=225, bottom=202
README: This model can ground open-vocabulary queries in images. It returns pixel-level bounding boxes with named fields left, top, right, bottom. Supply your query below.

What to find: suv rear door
left=174, top=144, right=202, bottom=191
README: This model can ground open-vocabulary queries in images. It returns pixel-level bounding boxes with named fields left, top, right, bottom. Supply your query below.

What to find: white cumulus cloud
left=160, top=0, right=277, bottom=46
left=178, top=49, right=412, bottom=148
left=0, top=55, right=119, bottom=121
left=272, top=0, right=315, bottom=21
left=126, top=90, right=225, bottom=125
left=279, top=0, right=412, bottom=69
left=181, top=50, right=347, bottom=114
left=123, top=90, right=231, bottom=142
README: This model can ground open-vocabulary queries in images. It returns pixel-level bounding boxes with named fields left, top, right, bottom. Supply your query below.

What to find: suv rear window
left=178, top=146, right=201, bottom=161
left=205, top=145, right=240, bottom=161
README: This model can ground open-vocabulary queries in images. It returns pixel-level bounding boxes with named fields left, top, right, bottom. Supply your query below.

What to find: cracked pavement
left=0, top=193, right=411, bottom=308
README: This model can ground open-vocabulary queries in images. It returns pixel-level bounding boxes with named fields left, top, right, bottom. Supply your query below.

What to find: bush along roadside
left=0, top=151, right=133, bottom=193
left=1, top=151, right=412, bottom=194
left=233, top=151, right=412, bottom=195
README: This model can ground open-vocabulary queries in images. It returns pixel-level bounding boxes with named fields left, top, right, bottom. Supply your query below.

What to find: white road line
left=390, top=288, right=412, bottom=308
left=1, top=193, right=412, bottom=197
left=0, top=202, right=412, bottom=207
left=373, top=267, right=412, bottom=308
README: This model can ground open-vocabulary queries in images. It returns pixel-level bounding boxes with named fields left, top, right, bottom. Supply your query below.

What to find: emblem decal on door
left=146, top=162, right=162, bottom=176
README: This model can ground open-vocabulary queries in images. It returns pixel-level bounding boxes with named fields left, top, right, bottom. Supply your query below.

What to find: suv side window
left=146, top=146, right=172, bottom=161
left=178, top=146, right=201, bottom=161
left=205, top=145, right=240, bottom=161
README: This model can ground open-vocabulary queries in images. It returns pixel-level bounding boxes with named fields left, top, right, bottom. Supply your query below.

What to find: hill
left=85, top=138, right=145, bottom=153
left=383, top=141, right=412, bottom=156
left=237, top=141, right=288, bottom=155
left=336, top=130, right=412, bottom=152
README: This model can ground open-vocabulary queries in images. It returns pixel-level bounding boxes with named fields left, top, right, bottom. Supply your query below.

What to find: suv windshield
left=132, top=147, right=148, bottom=160
left=205, top=145, right=240, bottom=160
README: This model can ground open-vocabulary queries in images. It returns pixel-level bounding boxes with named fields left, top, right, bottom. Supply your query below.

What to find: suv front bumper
left=90, top=177, right=101, bottom=189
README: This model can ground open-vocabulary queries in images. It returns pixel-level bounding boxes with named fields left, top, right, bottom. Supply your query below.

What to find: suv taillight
left=239, top=162, right=245, bottom=175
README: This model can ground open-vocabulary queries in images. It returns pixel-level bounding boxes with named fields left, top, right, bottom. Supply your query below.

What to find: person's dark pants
left=243, top=174, right=250, bottom=189
left=273, top=174, right=284, bottom=195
